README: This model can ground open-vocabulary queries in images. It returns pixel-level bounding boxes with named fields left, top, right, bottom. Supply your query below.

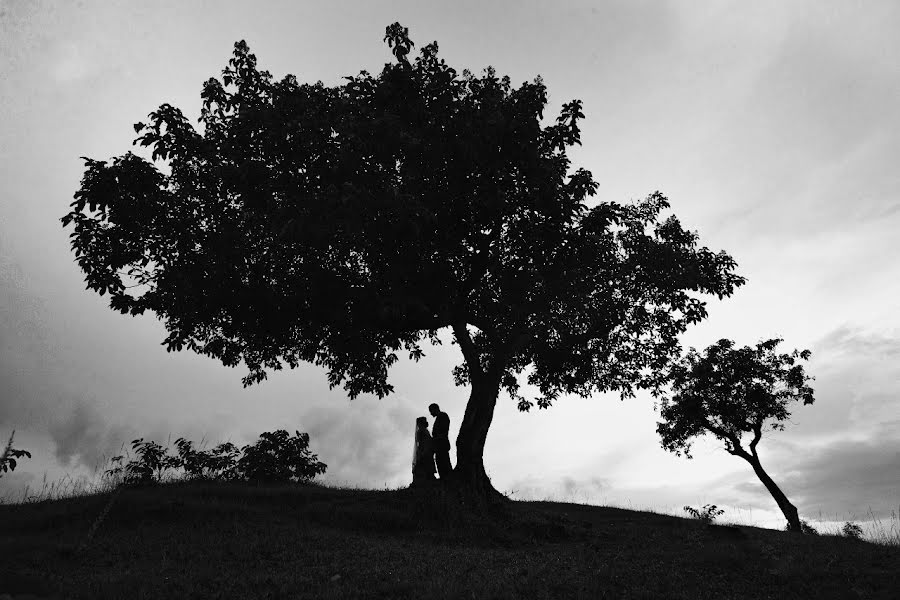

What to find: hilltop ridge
left=1, top=480, right=897, bottom=599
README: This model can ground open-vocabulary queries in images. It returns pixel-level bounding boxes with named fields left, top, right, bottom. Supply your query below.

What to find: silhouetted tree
left=62, top=23, right=745, bottom=498
left=656, top=338, right=815, bottom=532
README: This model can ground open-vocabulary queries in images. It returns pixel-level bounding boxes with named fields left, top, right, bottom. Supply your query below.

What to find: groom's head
left=428, top=403, right=440, bottom=417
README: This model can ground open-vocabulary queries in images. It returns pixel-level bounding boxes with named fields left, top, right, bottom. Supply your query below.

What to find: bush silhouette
left=104, top=430, right=326, bottom=487
left=683, top=504, right=725, bottom=524
left=237, top=430, right=326, bottom=483
left=842, top=521, right=864, bottom=539
left=174, top=438, right=241, bottom=481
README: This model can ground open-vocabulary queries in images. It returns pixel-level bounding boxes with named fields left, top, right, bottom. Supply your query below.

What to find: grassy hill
left=1, top=480, right=897, bottom=599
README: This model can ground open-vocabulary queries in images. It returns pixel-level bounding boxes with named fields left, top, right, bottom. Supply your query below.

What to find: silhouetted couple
left=412, top=403, right=452, bottom=485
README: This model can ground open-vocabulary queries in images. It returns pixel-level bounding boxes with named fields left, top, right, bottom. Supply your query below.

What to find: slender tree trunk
left=743, top=452, right=802, bottom=533
left=453, top=373, right=505, bottom=501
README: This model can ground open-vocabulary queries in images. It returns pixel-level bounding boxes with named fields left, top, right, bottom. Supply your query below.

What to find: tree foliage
left=61, top=23, right=745, bottom=418
left=0, top=430, right=31, bottom=479
left=657, top=338, right=814, bottom=459
left=126, top=438, right=179, bottom=485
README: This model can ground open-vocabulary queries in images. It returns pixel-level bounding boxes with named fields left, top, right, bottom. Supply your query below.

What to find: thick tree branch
left=481, top=330, right=531, bottom=382
left=749, top=421, right=763, bottom=457
left=468, top=315, right=499, bottom=341
left=731, top=443, right=752, bottom=461
left=462, top=228, right=496, bottom=294
left=703, top=419, right=751, bottom=460
left=453, top=321, right=484, bottom=380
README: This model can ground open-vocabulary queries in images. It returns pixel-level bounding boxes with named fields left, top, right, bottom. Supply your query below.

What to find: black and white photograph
left=1, top=1, right=898, bottom=597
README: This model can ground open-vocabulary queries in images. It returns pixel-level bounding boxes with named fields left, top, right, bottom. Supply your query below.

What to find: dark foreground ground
left=1, top=480, right=897, bottom=599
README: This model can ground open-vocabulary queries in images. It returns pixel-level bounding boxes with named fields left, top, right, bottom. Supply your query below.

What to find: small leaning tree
left=656, top=338, right=815, bottom=532
left=62, top=23, right=745, bottom=499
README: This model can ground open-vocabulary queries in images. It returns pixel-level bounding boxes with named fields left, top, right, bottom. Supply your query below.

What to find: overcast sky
left=1, top=0, right=898, bottom=533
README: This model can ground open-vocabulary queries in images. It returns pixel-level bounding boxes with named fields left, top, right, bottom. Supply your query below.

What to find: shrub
left=842, top=521, right=863, bottom=540
left=173, top=437, right=205, bottom=478
left=237, top=430, right=327, bottom=483
left=683, top=504, right=725, bottom=524
left=104, top=430, right=326, bottom=487
left=0, top=430, right=31, bottom=479
left=103, top=455, right=125, bottom=482
left=205, top=442, right=243, bottom=480
left=173, top=438, right=241, bottom=481
left=117, top=438, right=181, bottom=486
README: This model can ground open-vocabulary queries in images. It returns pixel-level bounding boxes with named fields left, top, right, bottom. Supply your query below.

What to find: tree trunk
left=743, top=452, right=802, bottom=533
left=453, top=373, right=505, bottom=503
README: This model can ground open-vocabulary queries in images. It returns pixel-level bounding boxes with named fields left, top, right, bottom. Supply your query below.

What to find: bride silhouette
left=411, top=416, right=436, bottom=486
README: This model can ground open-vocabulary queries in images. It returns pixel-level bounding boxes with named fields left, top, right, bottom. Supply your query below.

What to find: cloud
left=789, top=433, right=900, bottom=520
left=0, top=249, right=57, bottom=430
left=50, top=42, right=91, bottom=84
left=771, top=326, right=900, bottom=438
left=0, top=251, right=51, bottom=362
left=505, top=475, right=612, bottom=503
left=297, top=395, right=423, bottom=488
left=815, top=326, right=900, bottom=360
left=1, top=251, right=134, bottom=473
left=46, top=401, right=138, bottom=471
left=723, top=422, right=900, bottom=521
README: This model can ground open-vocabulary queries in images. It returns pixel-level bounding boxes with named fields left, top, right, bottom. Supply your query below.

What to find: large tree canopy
left=62, top=23, right=745, bottom=494
left=656, top=338, right=815, bottom=531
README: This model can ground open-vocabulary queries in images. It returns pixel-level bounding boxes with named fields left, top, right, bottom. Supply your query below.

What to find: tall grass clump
left=863, top=506, right=900, bottom=546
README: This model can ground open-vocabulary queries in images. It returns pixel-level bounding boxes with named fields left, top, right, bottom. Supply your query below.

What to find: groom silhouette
left=429, top=403, right=452, bottom=480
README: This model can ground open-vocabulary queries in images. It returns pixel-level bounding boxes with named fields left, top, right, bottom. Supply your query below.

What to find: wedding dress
left=412, top=425, right=436, bottom=484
